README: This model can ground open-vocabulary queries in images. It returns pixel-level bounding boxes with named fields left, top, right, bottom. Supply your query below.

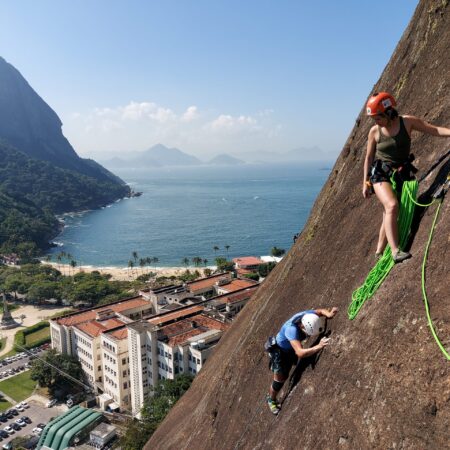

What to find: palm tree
left=225, top=245, right=230, bottom=255
left=139, top=258, right=146, bottom=274
left=182, top=257, right=190, bottom=267
left=132, top=251, right=139, bottom=264
left=56, top=253, right=63, bottom=272
left=70, top=260, right=77, bottom=276
left=128, top=260, right=135, bottom=277
left=203, top=258, right=208, bottom=267
left=152, top=257, right=159, bottom=265
left=192, top=257, right=202, bottom=267
left=213, top=246, right=219, bottom=256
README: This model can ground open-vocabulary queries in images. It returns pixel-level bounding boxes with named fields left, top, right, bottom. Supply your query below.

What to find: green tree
left=30, top=349, right=83, bottom=390
left=4, top=274, right=28, bottom=299
left=270, top=247, right=285, bottom=257
left=119, top=375, right=194, bottom=450
left=215, top=257, right=234, bottom=272
left=258, top=262, right=276, bottom=278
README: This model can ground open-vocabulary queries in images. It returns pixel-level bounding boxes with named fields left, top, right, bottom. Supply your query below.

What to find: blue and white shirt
left=275, top=310, right=316, bottom=351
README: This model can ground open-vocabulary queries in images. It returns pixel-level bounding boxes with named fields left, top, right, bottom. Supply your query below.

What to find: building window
left=123, top=382, right=128, bottom=389
left=122, top=358, right=126, bottom=365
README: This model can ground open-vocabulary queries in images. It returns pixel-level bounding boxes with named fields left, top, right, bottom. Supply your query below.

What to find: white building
left=127, top=305, right=228, bottom=415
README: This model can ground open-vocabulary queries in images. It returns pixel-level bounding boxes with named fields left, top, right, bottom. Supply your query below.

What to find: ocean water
left=47, top=163, right=331, bottom=267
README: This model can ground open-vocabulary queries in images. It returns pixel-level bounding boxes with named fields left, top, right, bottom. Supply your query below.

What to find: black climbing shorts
left=369, top=159, right=395, bottom=184
left=269, top=347, right=298, bottom=377
left=369, top=159, right=416, bottom=189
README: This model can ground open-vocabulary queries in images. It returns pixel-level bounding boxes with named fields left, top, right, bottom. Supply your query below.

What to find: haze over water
left=48, top=163, right=331, bottom=267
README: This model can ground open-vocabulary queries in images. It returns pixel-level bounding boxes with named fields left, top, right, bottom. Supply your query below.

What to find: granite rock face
left=146, top=1, right=450, bottom=449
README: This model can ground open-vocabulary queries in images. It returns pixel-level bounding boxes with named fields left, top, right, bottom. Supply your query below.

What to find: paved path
left=0, top=305, right=72, bottom=357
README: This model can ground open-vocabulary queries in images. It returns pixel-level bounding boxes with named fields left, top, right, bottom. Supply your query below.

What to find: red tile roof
left=56, top=297, right=150, bottom=327
left=232, top=256, right=264, bottom=266
left=187, top=273, right=231, bottom=292
left=75, top=317, right=125, bottom=338
left=109, top=328, right=128, bottom=340
left=162, top=314, right=229, bottom=346
left=147, top=305, right=204, bottom=326
left=216, top=279, right=258, bottom=293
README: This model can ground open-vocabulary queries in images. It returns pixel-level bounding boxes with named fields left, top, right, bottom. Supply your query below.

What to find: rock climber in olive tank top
left=363, top=92, right=450, bottom=263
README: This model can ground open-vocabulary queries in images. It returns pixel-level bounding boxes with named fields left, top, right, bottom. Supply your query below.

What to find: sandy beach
left=40, top=261, right=217, bottom=281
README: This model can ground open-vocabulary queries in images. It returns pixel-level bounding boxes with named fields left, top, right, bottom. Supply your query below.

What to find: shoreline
left=40, top=261, right=217, bottom=281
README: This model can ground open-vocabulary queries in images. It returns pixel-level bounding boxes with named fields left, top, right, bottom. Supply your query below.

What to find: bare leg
left=376, top=212, right=388, bottom=255
left=269, top=373, right=286, bottom=401
left=373, top=182, right=400, bottom=254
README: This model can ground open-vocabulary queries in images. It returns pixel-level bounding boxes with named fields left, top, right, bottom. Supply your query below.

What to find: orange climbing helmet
left=366, top=92, right=397, bottom=116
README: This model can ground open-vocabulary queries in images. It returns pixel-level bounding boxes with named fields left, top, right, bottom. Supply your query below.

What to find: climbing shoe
left=393, top=250, right=411, bottom=263
left=375, top=252, right=383, bottom=261
left=266, top=395, right=280, bottom=415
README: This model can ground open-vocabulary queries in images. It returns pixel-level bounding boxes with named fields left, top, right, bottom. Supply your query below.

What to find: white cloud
left=209, top=114, right=258, bottom=133
left=64, top=100, right=282, bottom=158
left=181, top=105, right=199, bottom=122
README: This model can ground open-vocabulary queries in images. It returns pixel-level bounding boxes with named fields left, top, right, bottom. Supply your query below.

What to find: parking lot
left=0, top=346, right=47, bottom=381
left=0, top=398, right=67, bottom=446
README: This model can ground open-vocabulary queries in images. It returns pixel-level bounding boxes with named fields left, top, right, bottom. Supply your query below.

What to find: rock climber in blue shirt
left=266, top=307, right=338, bottom=415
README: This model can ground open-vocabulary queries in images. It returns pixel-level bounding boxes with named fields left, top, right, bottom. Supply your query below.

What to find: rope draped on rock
left=348, top=179, right=418, bottom=320
left=348, top=178, right=449, bottom=360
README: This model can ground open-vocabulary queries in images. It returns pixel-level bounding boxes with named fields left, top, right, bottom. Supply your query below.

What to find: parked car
left=3, top=427, right=13, bottom=435
left=32, top=427, right=43, bottom=435
left=15, top=405, right=24, bottom=412
left=10, top=424, right=20, bottom=432
left=19, top=401, right=29, bottom=409
left=46, top=399, right=57, bottom=408
left=37, top=423, right=46, bottom=430
left=14, top=419, right=25, bottom=427
left=0, top=431, right=8, bottom=439
left=21, top=416, right=31, bottom=424
left=2, top=441, right=12, bottom=450
left=0, top=416, right=6, bottom=424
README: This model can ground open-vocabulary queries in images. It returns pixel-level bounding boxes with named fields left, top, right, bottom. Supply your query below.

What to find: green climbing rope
left=405, top=188, right=436, bottom=208
left=348, top=180, right=418, bottom=320
left=421, top=199, right=450, bottom=360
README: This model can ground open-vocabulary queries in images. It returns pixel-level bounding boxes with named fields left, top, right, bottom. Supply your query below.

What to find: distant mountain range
left=100, top=144, right=331, bottom=169
left=100, top=144, right=245, bottom=168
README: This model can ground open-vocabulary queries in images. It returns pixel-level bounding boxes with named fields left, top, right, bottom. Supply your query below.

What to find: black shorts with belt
left=369, top=158, right=417, bottom=189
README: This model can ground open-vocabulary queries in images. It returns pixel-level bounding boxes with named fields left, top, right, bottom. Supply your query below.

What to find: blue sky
left=0, top=1, right=418, bottom=160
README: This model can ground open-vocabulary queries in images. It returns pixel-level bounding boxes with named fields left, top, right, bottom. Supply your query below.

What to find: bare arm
left=363, top=127, right=378, bottom=198
left=404, top=115, right=450, bottom=137
left=290, top=338, right=330, bottom=359
left=314, top=307, right=339, bottom=318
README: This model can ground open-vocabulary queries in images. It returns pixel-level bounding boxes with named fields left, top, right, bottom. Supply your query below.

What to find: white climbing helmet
left=301, top=313, right=321, bottom=336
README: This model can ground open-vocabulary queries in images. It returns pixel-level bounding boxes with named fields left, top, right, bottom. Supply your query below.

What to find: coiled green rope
left=348, top=180, right=418, bottom=320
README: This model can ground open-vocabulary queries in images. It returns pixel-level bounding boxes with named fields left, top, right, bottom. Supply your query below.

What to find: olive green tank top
left=375, top=116, right=411, bottom=164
